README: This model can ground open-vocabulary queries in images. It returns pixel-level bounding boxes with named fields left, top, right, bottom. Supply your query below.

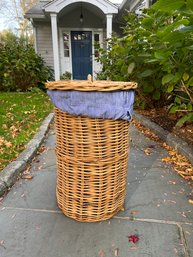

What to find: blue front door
left=71, top=31, right=92, bottom=80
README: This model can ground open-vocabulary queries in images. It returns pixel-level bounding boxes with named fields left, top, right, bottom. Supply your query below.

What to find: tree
left=0, top=0, right=38, bottom=37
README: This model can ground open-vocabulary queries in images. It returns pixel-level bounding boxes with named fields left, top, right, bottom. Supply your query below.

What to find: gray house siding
left=35, top=22, right=54, bottom=69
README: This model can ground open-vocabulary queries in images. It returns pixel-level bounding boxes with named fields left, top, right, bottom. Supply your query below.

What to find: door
left=71, top=31, right=92, bottom=80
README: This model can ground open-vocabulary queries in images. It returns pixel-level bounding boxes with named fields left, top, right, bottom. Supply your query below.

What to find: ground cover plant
left=0, top=89, right=53, bottom=170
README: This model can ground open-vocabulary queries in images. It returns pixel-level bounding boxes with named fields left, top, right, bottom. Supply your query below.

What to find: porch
left=27, top=0, right=119, bottom=80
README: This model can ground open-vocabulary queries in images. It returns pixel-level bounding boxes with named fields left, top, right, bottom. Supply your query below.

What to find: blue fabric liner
left=47, top=89, right=135, bottom=121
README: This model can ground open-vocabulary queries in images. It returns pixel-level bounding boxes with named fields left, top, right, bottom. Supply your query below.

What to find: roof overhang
left=115, top=0, right=143, bottom=20
left=43, top=0, right=118, bottom=14
left=25, top=14, right=46, bottom=19
left=119, top=0, right=143, bottom=11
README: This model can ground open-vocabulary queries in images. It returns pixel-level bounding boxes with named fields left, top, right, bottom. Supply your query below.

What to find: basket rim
left=45, top=80, right=137, bottom=92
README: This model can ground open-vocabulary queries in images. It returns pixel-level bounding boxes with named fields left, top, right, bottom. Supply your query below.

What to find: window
left=94, top=33, right=100, bottom=57
left=72, top=32, right=90, bottom=41
left=63, top=33, right=69, bottom=57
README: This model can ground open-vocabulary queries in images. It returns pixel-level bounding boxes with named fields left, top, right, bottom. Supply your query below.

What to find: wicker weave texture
left=46, top=80, right=137, bottom=91
left=55, top=107, right=130, bottom=222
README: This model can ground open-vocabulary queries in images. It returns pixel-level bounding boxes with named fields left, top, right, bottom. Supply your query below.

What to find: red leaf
left=128, top=235, right=139, bottom=244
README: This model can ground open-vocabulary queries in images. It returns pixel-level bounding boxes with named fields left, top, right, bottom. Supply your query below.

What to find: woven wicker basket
left=46, top=78, right=136, bottom=222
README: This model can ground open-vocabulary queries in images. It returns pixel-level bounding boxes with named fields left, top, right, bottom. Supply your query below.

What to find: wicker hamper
left=46, top=79, right=137, bottom=222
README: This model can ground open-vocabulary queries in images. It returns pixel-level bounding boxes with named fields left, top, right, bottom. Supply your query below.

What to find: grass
left=0, top=89, right=53, bottom=171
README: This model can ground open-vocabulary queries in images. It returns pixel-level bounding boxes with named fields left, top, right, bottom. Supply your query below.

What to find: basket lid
left=45, top=75, right=137, bottom=92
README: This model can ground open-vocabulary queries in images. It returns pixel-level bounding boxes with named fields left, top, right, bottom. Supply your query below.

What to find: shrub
left=0, top=31, right=53, bottom=92
left=60, top=71, right=72, bottom=80
left=97, top=0, right=193, bottom=125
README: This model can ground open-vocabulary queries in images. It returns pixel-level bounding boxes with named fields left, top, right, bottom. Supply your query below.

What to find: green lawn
left=0, top=89, right=53, bottom=171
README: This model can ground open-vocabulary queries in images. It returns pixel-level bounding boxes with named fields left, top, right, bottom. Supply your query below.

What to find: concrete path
left=0, top=125, right=193, bottom=257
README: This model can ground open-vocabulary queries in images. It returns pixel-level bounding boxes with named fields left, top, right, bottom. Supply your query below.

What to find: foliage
left=0, top=31, right=53, bottom=92
left=97, top=0, right=193, bottom=125
left=0, top=89, right=53, bottom=170
left=60, top=71, right=72, bottom=80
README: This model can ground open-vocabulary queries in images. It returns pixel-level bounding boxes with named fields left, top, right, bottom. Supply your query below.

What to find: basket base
left=56, top=191, right=125, bottom=222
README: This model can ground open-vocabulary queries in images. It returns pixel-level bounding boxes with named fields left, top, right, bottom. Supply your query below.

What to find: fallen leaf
left=173, top=248, right=178, bottom=254
left=128, top=235, right=139, bottom=244
left=114, top=248, right=119, bottom=256
left=2, top=124, right=7, bottom=129
left=0, top=240, right=6, bottom=249
left=144, top=148, right=152, bottom=156
left=34, top=160, right=40, bottom=163
left=10, top=125, right=19, bottom=138
left=131, top=211, right=139, bottom=215
left=167, top=200, right=176, bottom=204
left=98, top=249, right=105, bottom=257
left=148, top=144, right=156, bottom=149
left=29, top=114, right=36, bottom=119
left=184, top=176, right=193, bottom=181
left=188, top=199, right=193, bottom=205
left=168, top=181, right=176, bottom=185
left=21, top=174, right=33, bottom=180
left=4, top=141, right=12, bottom=148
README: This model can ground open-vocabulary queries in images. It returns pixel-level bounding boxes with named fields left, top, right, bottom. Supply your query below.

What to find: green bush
left=97, top=0, right=193, bottom=125
left=0, top=31, right=53, bottom=92
left=60, top=71, right=72, bottom=80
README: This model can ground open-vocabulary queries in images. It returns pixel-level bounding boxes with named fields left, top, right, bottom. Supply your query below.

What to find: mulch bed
left=136, top=108, right=193, bottom=146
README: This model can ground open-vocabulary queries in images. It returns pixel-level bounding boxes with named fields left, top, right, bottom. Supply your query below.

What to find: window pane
left=64, top=50, right=69, bottom=57
left=64, top=42, right=69, bottom=50
left=63, top=32, right=70, bottom=57
left=94, top=34, right=99, bottom=42
left=63, top=33, right=69, bottom=41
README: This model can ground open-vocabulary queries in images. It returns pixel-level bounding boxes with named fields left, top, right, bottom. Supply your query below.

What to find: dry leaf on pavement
left=131, top=211, right=139, bottom=215
left=189, top=199, right=193, bottom=204
left=98, top=249, right=105, bottom=257
left=128, top=235, right=139, bottom=244
left=114, top=248, right=119, bottom=256
left=21, top=174, right=33, bottom=180
left=144, top=148, right=152, bottom=155
left=0, top=240, right=6, bottom=249
left=132, top=119, right=193, bottom=180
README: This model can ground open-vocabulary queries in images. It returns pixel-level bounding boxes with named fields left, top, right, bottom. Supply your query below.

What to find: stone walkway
left=0, top=125, right=192, bottom=257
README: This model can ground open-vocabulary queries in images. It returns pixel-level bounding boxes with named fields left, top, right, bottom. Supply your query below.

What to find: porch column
left=145, top=0, right=150, bottom=8
left=50, top=13, right=60, bottom=81
left=106, top=14, right=113, bottom=39
left=33, top=26, right=37, bottom=53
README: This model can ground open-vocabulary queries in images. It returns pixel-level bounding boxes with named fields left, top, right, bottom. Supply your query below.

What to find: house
left=25, top=0, right=155, bottom=80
